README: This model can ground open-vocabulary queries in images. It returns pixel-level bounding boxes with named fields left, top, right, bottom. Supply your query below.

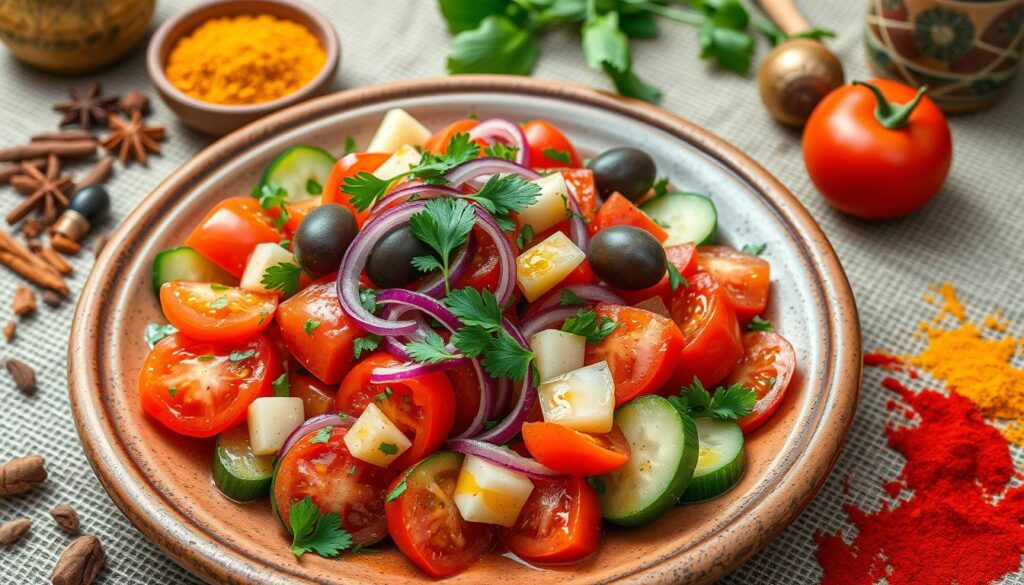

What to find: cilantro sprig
left=409, top=197, right=477, bottom=293
left=462, top=174, right=540, bottom=230
left=253, top=183, right=290, bottom=228
left=561, top=309, right=619, bottom=344
left=669, top=378, right=757, bottom=421
left=288, top=496, right=352, bottom=558
left=261, top=262, right=302, bottom=297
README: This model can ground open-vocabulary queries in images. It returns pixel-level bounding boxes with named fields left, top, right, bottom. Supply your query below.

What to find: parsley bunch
left=439, top=0, right=834, bottom=104
left=669, top=377, right=757, bottom=420
left=288, top=496, right=352, bottom=558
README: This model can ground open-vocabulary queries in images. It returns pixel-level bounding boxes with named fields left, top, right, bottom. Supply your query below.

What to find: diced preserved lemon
left=515, top=231, right=585, bottom=301
left=343, top=403, right=412, bottom=467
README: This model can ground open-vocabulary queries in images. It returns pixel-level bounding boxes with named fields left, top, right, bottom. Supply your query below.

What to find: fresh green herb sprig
left=253, top=183, right=290, bottom=228
left=561, top=309, right=619, bottom=343
left=288, top=496, right=353, bottom=558
left=462, top=174, right=541, bottom=230
left=669, top=377, right=756, bottom=420
left=261, top=262, right=303, bottom=297
left=409, top=197, right=477, bottom=293
left=748, top=315, right=773, bottom=332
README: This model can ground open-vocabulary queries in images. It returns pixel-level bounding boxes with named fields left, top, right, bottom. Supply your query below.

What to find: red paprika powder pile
left=816, top=375, right=1024, bottom=584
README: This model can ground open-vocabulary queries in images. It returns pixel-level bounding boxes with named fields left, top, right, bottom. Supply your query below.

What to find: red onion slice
left=370, top=184, right=463, bottom=213
left=469, top=206, right=517, bottom=308
left=369, top=358, right=470, bottom=383
left=417, top=237, right=475, bottom=299
left=563, top=177, right=590, bottom=251
left=279, top=413, right=354, bottom=459
left=448, top=439, right=561, bottom=479
left=444, top=158, right=540, bottom=189
left=534, top=284, right=626, bottom=312
left=467, top=119, right=531, bottom=167
left=475, top=319, right=537, bottom=445
left=491, top=376, right=510, bottom=419
left=519, top=305, right=583, bottom=340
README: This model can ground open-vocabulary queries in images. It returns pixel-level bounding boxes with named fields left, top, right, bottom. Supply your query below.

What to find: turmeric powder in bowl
left=165, top=14, right=327, bottom=106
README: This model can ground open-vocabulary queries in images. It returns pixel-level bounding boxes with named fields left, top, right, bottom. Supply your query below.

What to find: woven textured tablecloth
left=1, top=0, right=1022, bottom=583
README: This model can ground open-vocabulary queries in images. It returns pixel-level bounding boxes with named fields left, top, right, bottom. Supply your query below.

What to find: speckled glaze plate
left=69, top=76, right=861, bottom=585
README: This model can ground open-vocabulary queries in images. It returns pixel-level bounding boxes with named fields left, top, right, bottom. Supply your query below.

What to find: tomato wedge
left=335, top=352, right=455, bottom=470
left=697, top=245, right=771, bottom=322
left=500, top=476, right=601, bottom=564
left=667, top=272, right=744, bottom=390
left=321, top=152, right=391, bottom=225
left=726, top=332, right=796, bottom=432
left=612, top=242, right=699, bottom=305
left=521, top=422, right=630, bottom=475
left=386, top=452, right=495, bottom=577
left=523, top=120, right=581, bottom=168
left=584, top=303, right=684, bottom=405
left=453, top=226, right=505, bottom=295
left=589, top=192, right=668, bottom=242
left=184, top=197, right=282, bottom=277
left=273, top=424, right=394, bottom=546
left=138, top=333, right=280, bottom=437
left=444, top=363, right=482, bottom=437
left=276, top=276, right=365, bottom=384
left=159, top=281, right=277, bottom=343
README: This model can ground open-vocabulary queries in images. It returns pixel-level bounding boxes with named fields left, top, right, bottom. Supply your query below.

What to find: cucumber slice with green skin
left=598, top=395, right=698, bottom=526
left=259, top=145, right=336, bottom=202
left=212, top=425, right=275, bottom=503
left=679, top=418, right=745, bottom=503
left=151, top=246, right=235, bottom=295
left=640, top=192, right=717, bottom=247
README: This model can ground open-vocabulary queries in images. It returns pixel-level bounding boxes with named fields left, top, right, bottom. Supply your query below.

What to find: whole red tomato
left=803, top=79, right=951, bottom=220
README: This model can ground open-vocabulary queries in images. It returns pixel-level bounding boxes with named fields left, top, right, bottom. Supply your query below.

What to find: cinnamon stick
left=0, top=231, right=68, bottom=294
left=39, top=246, right=73, bottom=275
left=31, top=130, right=94, bottom=142
left=78, top=156, right=113, bottom=187
left=51, top=234, right=81, bottom=255
left=0, top=158, right=44, bottom=185
left=0, top=140, right=97, bottom=162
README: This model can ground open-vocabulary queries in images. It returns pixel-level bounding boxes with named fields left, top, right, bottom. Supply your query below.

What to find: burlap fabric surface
left=1, top=0, right=1022, bottom=583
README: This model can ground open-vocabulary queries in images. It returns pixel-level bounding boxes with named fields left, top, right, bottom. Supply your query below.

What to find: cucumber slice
left=151, top=246, right=235, bottom=295
left=212, top=425, right=275, bottom=502
left=598, top=395, right=698, bottom=526
left=259, top=145, right=335, bottom=202
left=679, top=418, right=745, bottom=502
left=640, top=192, right=717, bottom=246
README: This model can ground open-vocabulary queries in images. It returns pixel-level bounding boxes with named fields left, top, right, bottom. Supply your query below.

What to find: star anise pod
left=53, top=81, right=119, bottom=131
left=101, top=112, right=166, bottom=166
left=6, top=154, right=74, bottom=226
left=119, top=89, right=150, bottom=116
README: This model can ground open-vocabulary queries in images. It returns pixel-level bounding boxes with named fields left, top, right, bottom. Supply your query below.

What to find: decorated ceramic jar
left=866, top=0, right=1023, bottom=113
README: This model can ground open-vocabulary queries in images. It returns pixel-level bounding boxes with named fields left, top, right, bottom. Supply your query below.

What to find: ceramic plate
left=69, top=76, right=861, bottom=585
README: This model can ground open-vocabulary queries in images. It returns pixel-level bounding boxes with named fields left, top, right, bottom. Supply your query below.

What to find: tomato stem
left=853, top=81, right=929, bottom=130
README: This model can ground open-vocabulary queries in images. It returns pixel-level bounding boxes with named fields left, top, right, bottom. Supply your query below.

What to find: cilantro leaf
left=447, top=16, right=539, bottom=75
left=484, top=142, right=520, bottom=161
left=516, top=224, right=534, bottom=250
left=667, top=262, right=688, bottom=292
left=145, top=323, right=178, bottom=347
left=670, top=378, right=757, bottom=420
left=289, top=496, right=352, bottom=558
left=582, top=12, right=630, bottom=72
left=261, top=262, right=302, bottom=297
left=343, top=136, right=357, bottom=155
left=603, top=63, right=662, bottom=104
left=561, top=309, right=619, bottom=344
left=359, top=288, right=378, bottom=314
left=272, top=373, right=290, bottom=397
left=228, top=349, right=256, bottom=362
left=559, top=289, right=586, bottom=306
left=342, top=172, right=392, bottom=213
left=310, top=426, right=333, bottom=444
left=542, top=148, right=571, bottom=165
left=304, top=319, right=321, bottom=335
left=409, top=198, right=476, bottom=292
left=353, top=335, right=382, bottom=359
left=748, top=315, right=774, bottom=332
left=255, top=183, right=290, bottom=228
left=451, top=326, right=494, bottom=358
left=464, top=174, right=540, bottom=229
left=438, top=0, right=515, bottom=33
left=741, top=243, right=767, bottom=256
left=444, top=288, right=503, bottom=331
left=406, top=330, right=460, bottom=364
left=379, top=442, right=398, bottom=455
left=652, top=178, right=669, bottom=197
left=482, top=331, right=535, bottom=380
left=698, top=23, right=753, bottom=73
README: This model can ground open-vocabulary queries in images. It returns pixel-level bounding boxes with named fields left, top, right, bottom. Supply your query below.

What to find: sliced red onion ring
left=475, top=319, right=537, bottom=445
left=467, top=119, right=531, bottom=167
left=279, top=413, right=354, bottom=459
left=448, top=439, right=561, bottom=479
left=563, top=177, right=590, bottom=251
left=370, top=357, right=470, bottom=383
left=370, top=184, right=462, bottom=213
left=491, top=376, right=510, bottom=419
left=534, top=284, right=625, bottom=312
left=519, top=305, right=583, bottom=340
left=444, top=158, right=540, bottom=189
left=451, top=358, right=495, bottom=440
left=375, top=288, right=463, bottom=330
left=469, top=205, right=517, bottom=307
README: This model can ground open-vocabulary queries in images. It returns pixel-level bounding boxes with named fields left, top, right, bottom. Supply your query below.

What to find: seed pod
left=4, top=358, right=36, bottom=393
left=51, top=535, right=105, bottom=585
left=51, top=504, right=80, bottom=533
left=0, top=517, right=31, bottom=544
left=0, top=454, right=47, bottom=495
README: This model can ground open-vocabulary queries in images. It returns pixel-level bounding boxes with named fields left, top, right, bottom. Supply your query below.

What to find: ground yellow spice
left=165, top=14, right=326, bottom=105
left=910, top=283, right=1024, bottom=443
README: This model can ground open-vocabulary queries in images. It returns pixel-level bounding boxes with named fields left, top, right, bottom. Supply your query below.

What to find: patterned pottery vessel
left=866, top=0, right=1023, bottom=113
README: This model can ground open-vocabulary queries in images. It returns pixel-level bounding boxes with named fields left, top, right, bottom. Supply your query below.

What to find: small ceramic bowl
left=146, top=0, right=340, bottom=136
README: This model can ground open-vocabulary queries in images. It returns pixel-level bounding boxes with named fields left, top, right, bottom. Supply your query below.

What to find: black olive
left=292, top=204, right=358, bottom=277
left=588, top=147, right=657, bottom=201
left=366, top=225, right=435, bottom=288
left=588, top=226, right=666, bottom=290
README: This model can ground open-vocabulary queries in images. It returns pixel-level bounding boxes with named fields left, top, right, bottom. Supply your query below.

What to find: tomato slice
left=321, top=152, right=391, bottom=226
left=335, top=352, right=455, bottom=470
left=589, top=192, right=668, bottom=242
left=273, top=424, right=394, bottom=545
left=667, top=272, right=744, bottom=390
left=726, top=332, right=796, bottom=432
left=453, top=226, right=503, bottom=294
left=386, top=452, right=495, bottom=578
left=584, top=302, right=685, bottom=405
left=499, top=476, right=601, bottom=564
left=563, top=168, right=599, bottom=220
left=612, top=242, right=698, bottom=305
left=138, top=333, right=280, bottom=437
left=276, top=276, right=366, bottom=384
left=521, top=422, right=630, bottom=475
left=185, top=197, right=283, bottom=277
left=697, top=245, right=771, bottom=322
left=444, top=363, right=482, bottom=437
left=159, top=282, right=277, bottom=343
left=523, top=120, right=581, bottom=169
left=425, top=119, right=485, bottom=154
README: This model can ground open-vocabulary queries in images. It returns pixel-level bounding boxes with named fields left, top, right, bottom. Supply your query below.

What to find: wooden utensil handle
left=757, top=0, right=810, bottom=36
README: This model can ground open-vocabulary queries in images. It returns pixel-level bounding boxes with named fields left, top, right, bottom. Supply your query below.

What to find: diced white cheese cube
left=247, top=397, right=305, bottom=455
left=343, top=403, right=412, bottom=467
left=537, top=361, right=616, bottom=434
left=240, top=243, right=296, bottom=294
left=515, top=231, right=586, bottom=302
left=367, top=109, right=432, bottom=154
left=372, top=144, right=421, bottom=180
left=516, top=172, right=570, bottom=235
left=530, top=329, right=586, bottom=382
left=453, top=454, right=534, bottom=527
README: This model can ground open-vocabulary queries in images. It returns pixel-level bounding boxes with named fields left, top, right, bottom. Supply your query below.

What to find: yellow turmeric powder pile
left=165, top=14, right=326, bottom=105
left=910, top=283, right=1024, bottom=443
